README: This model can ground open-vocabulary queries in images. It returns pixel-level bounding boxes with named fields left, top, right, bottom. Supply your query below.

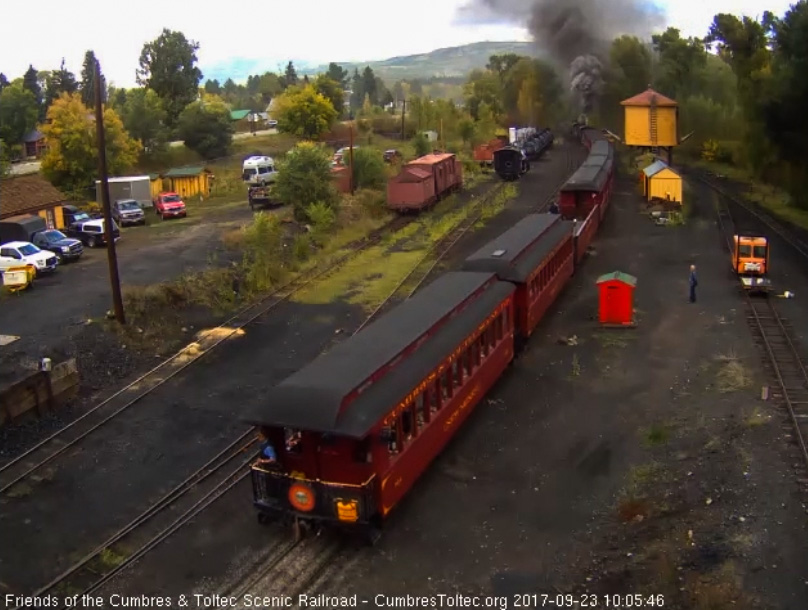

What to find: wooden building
left=22, top=130, right=47, bottom=159
left=642, top=160, right=682, bottom=204
left=148, top=174, right=164, bottom=199
left=621, top=88, right=679, bottom=164
left=596, top=271, right=637, bottom=326
left=162, top=167, right=213, bottom=200
left=0, top=174, right=69, bottom=229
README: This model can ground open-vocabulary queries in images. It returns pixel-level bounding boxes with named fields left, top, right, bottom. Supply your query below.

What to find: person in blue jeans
left=689, top=264, right=698, bottom=303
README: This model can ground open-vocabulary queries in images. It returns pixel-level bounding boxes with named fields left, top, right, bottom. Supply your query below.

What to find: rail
left=0, top=213, right=414, bottom=495
left=710, top=181, right=808, bottom=478
left=9, top=178, right=502, bottom=600
left=13, top=146, right=586, bottom=601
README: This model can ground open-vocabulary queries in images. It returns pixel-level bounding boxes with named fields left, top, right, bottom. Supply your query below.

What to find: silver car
left=112, top=199, right=146, bottom=226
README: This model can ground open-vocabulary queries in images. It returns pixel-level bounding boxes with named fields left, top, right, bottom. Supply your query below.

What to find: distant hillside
left=201, top=41, right=539, bottom=84
left=305, top=41, right=539, bottom=80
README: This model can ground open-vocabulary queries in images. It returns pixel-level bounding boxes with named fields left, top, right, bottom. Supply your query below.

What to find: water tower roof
left=620, top=88, right=678, bottom=107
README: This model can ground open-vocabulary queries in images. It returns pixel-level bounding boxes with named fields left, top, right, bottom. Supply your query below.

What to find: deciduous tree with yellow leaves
left=41, top=92, right=140, bottom=191
left=273, top=84, right=337, bottom=140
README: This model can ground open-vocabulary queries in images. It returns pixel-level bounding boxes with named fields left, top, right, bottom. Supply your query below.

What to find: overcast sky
left=0, top=0, right=795, bottom=87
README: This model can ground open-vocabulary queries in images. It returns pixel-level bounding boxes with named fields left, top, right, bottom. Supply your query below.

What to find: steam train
left=493, top=128, right=554, bottom=181
left=243, top=122, right=615, bottom=543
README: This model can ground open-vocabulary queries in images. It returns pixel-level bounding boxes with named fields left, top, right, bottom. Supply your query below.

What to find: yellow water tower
left=620, top=87, right=679, bottom=164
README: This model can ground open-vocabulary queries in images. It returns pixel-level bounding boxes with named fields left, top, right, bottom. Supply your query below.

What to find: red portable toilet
left=596, top=271, right=637, bottom=326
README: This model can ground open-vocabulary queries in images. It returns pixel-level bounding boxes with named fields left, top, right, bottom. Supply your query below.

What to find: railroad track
left=711, top=183, right=808, bottom=483
left=355, top=181, right=509, bottom=333
left=8, top=179, right=505, bottom=601
left=20, top=434, right=255, bottom=607
left=0, top=213, right=418, bottom=496
left=687, top=167, right=808, bottom=259
left=357, top=145, right=583, bottom=333
left=222, top=537, right=349, bottom=609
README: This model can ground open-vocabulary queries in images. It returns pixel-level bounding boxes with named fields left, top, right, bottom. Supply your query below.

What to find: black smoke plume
left=456, top=0, right=665, bottom=113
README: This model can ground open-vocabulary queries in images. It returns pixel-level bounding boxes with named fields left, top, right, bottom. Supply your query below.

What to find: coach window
left=353, top=438, right=372, bottom=463
left=285, top=428, right=303, bottom=454
left=462, top=348, right=472, bottom=378
left=427, top=383, right=438, bottom=416
left=401, top=407, right=414, bottom=443
left=415, top=393, right=425, bottom=427
left=386, top=422, right=399, bottom=455
left=503, top=307, right=509, bottom=331
left=441, top=369, right=452, bottom=401
left=480, top=332, right=489, bottom=358
left=452, top=359, right=461, bottom=387
left=474, top=339, right=482, bottom=367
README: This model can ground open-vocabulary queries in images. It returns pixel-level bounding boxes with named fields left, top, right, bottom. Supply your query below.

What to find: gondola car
left=461, top=214, right=575, bottom=344
left=245, top=272, right=516, bottom=541
left=493, top=146, right=529, bottom=181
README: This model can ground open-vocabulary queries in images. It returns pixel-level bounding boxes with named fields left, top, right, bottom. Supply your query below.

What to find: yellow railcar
left=733, top=233, right=771, bottom=292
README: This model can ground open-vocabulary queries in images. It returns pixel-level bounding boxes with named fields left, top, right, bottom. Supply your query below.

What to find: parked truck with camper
left=242, top=156, right=278, bottom=186
left=95, top=176, right=153, bottom=209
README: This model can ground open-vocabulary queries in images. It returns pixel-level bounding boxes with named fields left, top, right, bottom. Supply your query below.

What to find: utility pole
left=401, top=99, right=406, bottom=140
left=348, top=124, right=355, bottom=196
left=94, top=58, right=125, bottom=325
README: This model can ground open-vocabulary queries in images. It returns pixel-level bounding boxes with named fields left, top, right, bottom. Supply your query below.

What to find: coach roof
left=462, top=213, right=560, bottom=269
left=245, top=271, right=513, bottom=437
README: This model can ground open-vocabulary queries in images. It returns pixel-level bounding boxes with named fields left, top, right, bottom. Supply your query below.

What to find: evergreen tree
left=362, top=67, right=378, bottom=106
left=80, top=51, right=105, bottom=106
left=284, top=61, right=299, bottom=88
left=22, top=65, right=41, bottom=108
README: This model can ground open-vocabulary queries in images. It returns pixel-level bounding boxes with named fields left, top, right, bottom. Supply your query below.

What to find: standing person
left=689, top=264, right=698, bottom=303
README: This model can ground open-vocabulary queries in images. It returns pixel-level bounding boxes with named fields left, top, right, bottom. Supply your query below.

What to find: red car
left=153, top=192, right=187, bottom=220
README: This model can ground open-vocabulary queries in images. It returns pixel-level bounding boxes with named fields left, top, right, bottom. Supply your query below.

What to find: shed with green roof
left=162, top=166, right=213, bottom=199
left=596, top=271, right=637, bottom=326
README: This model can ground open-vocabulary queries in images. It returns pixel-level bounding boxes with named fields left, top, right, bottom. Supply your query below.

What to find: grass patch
left=715, top=350, right=752, bottom=393
left=4, top=482, right=33, bottom=498
left=98, top=547, right=126, bottom=568
left=642, top=423, right=671, bottom=447
left=570, top=353, right=581, bottom=377
left=692, top=159, right=808, bottom=231
left=744, top=406, right=770, bottom=427
left=593, top=331, right=631, bottom=348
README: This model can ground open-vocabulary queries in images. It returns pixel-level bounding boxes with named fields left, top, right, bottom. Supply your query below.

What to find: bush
left=305, top=201, right=337, bottom=244
left=343, top=147, right=387, bottom=190
left=241, top=212, right=285, bottom=293
left=412, top=133, right=430, bottom=157
left=275, top=141, right=338, bottom=221
left=292, top=233, right=313, bottom=261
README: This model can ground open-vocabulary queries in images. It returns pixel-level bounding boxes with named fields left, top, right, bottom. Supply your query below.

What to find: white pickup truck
left=0, top=241, right=59, bottom=275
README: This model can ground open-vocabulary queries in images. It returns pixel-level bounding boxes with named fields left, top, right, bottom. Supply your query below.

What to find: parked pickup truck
left=66, top=218, right=120, bottom=247
left=153, top=192, right=187, bottom=220
left=32, top=229, right=84, bottom=262
left=0, top=241, right=59, bottom=275
left=247, top=186, right=283, bottom=210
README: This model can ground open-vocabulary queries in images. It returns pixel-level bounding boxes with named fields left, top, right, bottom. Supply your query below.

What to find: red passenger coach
left=245, top=271, right=515, bottom=540
left=573, top=205, right=600, bottom=267
left=461, top=214, right=575, bottom=342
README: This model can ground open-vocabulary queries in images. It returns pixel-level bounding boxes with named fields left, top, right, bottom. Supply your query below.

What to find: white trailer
left=96, top=176, right=153, bottom=209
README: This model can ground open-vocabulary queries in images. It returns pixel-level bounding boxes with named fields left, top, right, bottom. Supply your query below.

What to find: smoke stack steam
left=457, top=0, right=665, bottom=114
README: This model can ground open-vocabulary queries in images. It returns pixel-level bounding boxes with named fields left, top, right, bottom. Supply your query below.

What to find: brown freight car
left=387, top=153, right=463, bottom=213
left=473, top=138, right=506, bottom=166
left=387, top=167, right=437, bottom=212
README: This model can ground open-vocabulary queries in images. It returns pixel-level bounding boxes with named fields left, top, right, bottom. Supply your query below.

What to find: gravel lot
left=0, top=200, right=255, bottom=387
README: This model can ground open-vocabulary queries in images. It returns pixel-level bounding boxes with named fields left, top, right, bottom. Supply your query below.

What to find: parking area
left=1, top=196, right=255, bottom=353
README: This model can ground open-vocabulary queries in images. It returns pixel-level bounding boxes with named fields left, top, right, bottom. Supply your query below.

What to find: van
left=242, top=156, right=277, bottom=186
